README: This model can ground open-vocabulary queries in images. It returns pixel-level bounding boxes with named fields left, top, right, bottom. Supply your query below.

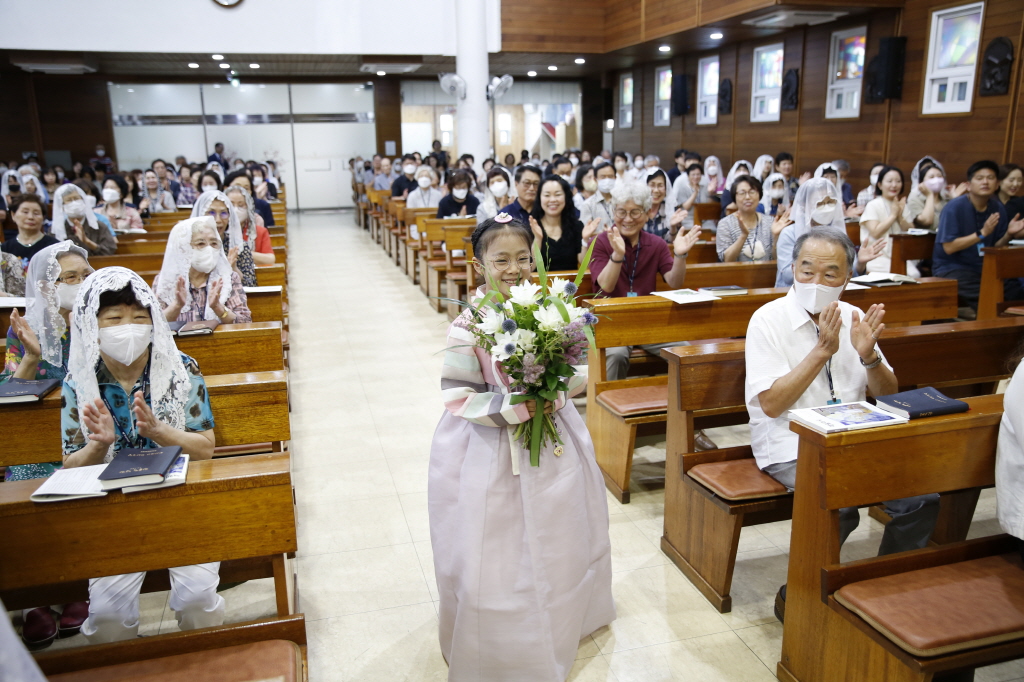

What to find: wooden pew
left=401, top=207, right=439, bottom=282
left=243, top=286, right=286, bottom=323
left=779, top=394, right=1016, bottom=682
left=693, top=203, right=721, bottom=225
left=443, top=224, right=475, bottom=320
left=688, top=241, right=719, bottom=264
left=846, top=220, right=861, bottom=246
left=0, top=452, right=298, bottom=624
left=0, top=370, right=290, bottom=467
left=586, top=279, right=959, bottom=502
left=385, top=198, right=406, bottom=262
left=175, top=322, right=284, bottom=375
left=419, top=218, right=475, bottom=312
left=978, top=246, right=1024, bottom=320
left=660, top=316, right=1024, bottom=612
left=535, top=261, right=779, bottom=297
left=890, top=232, right=936, bottom=275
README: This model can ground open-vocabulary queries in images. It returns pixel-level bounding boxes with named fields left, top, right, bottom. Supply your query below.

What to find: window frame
left=618, top=72, right=634, bottom=129
left=750, top=42, right=784, bottom=123
left=653, top=65, right=672, bottom=127
left=825, top=26, right=867, bottom=120
left=697, top=56, right=719, bottom=125
left=921, top=1, right=985, bottom=115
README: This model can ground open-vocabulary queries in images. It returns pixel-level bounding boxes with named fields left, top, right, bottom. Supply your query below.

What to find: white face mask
left=583, top=178, right=598, bottom=193
left=57, top=171, right=65, bottom=180
left=98, top=323, right=153, bottom=366
left=417, top=176, right=432, bottom=189
left=101, top=188, right=120, bottom=204
left=84, top=195, right=97, bottom=209
left=924, top=176, right=945, bottom=194
left=634, top=158, right=644, bottom=169
left=191, top=245, right=219, bottom=273
left=769, top=188, right=785, bottom=200
left=598, top=178, right=616, bottom=194
left=706, top=165, right=718, bottom=176
left=614, top=160, right=626, bottom=172
left=233, top=204, right=248, bottom=222
left=201, top=184, right=218, bottom=193
left=64, top=200, right=87, bottom=219
left=403, top=164, right=417, bottom=175
left=252, top=177, right=263, bottom=186
left=869, top=173, right=880, bottom=186
left=56, top=282, right=80, bottom=310
left=453, top=188, right=468, bottom=200
left=560, top=174, right=572, bottom=183
left=489, top=181, right=508, bottom=197
left=792, top=279, right=845, bottom=315
left=569, top=157, right=579, bottom=166
left=811, top=204, right=836, bottom=225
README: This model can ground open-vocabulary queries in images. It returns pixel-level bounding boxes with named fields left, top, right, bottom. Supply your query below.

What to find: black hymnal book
left=168, top=319, right=220, bottom=336
left=698, top=285, right=748, bottom=296
left=874, top=387, right=969, bottom=419
left=0, top=377, right=61, bottom=404
left=98, top=446, right=183, bottom=490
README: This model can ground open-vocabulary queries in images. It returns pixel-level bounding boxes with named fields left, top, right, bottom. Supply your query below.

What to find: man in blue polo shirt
left=933, top=160, right=1024, bottom=316
left=500, top=165, right=541, bottom=225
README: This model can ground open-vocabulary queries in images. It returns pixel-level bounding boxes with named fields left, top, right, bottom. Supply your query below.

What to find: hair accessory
left=494, top=212, right=513, bottom=224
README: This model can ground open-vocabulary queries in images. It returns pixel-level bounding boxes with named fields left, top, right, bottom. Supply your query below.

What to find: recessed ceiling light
left=212, top=54, right=224, bottom=60
left=188, top=63, right=199, bottom=69
left=659, top=45, right=671, bottom=52
left=710, top=32, right=724, bottom=40
left=213, top=84, right=221, bottom=88
left=220, top=63, right=230, bottom=69
left=377, top=70, right=386, bottom=76
left=575, top=58, right=585, bottom=64
left=527, top=70, right=537, bottom=77
left=259, top=84, right=266, bottom=88
left=249, top=63, right=260, bottom=69
left=127, top=88, right=134, bottom=93
left=547, top=65, right=557, bottom=71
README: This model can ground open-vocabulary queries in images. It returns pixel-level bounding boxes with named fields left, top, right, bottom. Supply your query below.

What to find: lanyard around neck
left=814, top=325, right=839, bottom=404
left=626, top=236, right=643, bottom=293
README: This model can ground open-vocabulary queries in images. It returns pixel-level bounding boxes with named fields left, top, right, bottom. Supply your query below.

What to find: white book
left=123, top=454, right=190, bottom=493
left=30, top=464, right=108, bottom=503
left=652, top=288, right=721, bottom=305
left=851, top=272, right=918, bottom=284
left=907, top=228, right=931, bottom=236
left=789, top=401, right=909, bottom=434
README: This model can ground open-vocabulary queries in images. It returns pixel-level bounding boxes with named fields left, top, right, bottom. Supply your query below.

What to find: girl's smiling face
left=475, top=230, right=533, bottom=299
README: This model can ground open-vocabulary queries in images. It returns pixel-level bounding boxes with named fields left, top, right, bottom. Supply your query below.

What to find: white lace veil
left=67, top=267, right=191, bottom=460
left=644, top=167, right=678, bottom=215
left=190, top=190, right=245, bottom=255
left=702, top=155, right=723, bottom=191
left=790, top=177, right=845, bottom=237
left=908, top=156, right=947, bottom=201
left=156, top=217, right=233, bottom=320
left=19, top=172, right=47, bottom=202
left=1, top=169, right=23, bottom=200
left=222, top=185, right=259, bottom=254
left=752, top=155, right=775, bottom=181
left=725, top=160, right=753, bottom=192
left=205, top=162, right=225, bottom=182
left=760, top=172, right=791, bottom=213
left=25, top=241, right=90, bottom=368
left=813, top=162, right=839, bottom=179
left=51, top=184, right=100, bottom=240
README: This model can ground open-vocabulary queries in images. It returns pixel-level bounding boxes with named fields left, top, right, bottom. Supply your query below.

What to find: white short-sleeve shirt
left=745, top=288, right=893, bottom=469
left=997, top=365, right=1024, bottom=539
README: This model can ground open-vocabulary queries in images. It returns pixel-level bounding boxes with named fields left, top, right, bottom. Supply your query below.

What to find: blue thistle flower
left=504, top=342, right=516, bottom=355
left=564, top=282, right=578, bottom=296
left=582, top=311, right=598, bottom=325
left=501, top=318, right=518, bottom=333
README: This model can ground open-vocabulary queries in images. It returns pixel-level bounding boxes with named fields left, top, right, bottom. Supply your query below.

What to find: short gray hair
left=793, top=228, right=856, bottom=272
left=644, top=154, right=660, bottom=166
left=610, top=181, right=653, bottom=212
left=832, top=159, right=850, bottom=173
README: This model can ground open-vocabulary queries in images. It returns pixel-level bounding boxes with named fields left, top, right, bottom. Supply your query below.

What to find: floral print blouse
left=0, top=252, right=26, bottom=296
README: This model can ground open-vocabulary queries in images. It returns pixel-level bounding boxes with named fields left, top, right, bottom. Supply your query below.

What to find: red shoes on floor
left=20, top=601, right=89, bottom=650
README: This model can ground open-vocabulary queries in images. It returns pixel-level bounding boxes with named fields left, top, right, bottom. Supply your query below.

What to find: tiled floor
left=27, top=210, right=1024, bottom=681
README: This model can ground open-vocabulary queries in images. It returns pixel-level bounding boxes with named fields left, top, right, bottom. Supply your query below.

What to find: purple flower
left=582, top=311, right=598, bottom=326
left=521, top=353, right=545, bottom=385
left=501, top=318, right=518, bottom=333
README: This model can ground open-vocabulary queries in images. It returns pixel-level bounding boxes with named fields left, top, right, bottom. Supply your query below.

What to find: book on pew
left=653, top=288, right=721, bottom=304
left=0, top=377, right=61, bottom=403
left=122, top=454, right=189, bottom=493
left=874, top=387, right=969, bottom=419
left=850, top=272, right=919, bottom=287
left=169, top=319, right=220, bottom=337
left=98, top=446, right=183, bottom=490
left=1005, top=306, right=1024, bottom=316
left=907, top=228, right=932, bottom=236
left=697, top=285, right=747, bottom=296
left=789, top=401, right=908, bottom=434
left=30, top=464, right=108, bottom=503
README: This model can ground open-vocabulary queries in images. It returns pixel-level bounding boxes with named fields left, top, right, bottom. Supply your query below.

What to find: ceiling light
left=188, top=63, right=199, bottom=69
left=659, top=45, right=671, bottom=52
left=377, top=70, right=386, bottom=76
left=259, top=84, right=266, bottom=88
left=710, top=32, right=724, bottom=39
left=527, top=70, right=537, bottom=77
left=575, top=58, right=585, bottom=64
left=127, top=88, right=134, bottom=93
left=249, top=63, right=260, bottom=69
left=220, top=63, right=230, bottom=69
left=212, top=54, right=224, bottom=60
left=547, top=65, right=557, bottom=71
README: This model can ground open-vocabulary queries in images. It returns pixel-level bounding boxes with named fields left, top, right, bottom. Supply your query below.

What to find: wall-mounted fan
left=487, top=74, right=514, bottom=101
left=438, top=73, right=467, bottom=100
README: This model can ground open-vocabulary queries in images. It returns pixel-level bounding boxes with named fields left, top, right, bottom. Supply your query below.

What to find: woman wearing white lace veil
left=50, top=184, right=117, bottom=256
left=752, top=154, right=775, bottom=182
left=152, top=217, right=251, bottom=324
left=60, top=266, right=224, bottom=643
left=902, top=156, right=966, bottom=231
left=19, top=169, right=48, bottom=203
left=2, top=169, right=23, bottom=202
left=205, top=161, right=226, bottom=183
left=224, top=185, right=275, bottom=267
left=760, top=172, right=791, bottom=217
left=703, top=155, right=725, bottom=194
left=477, top=166, right=517, bottom=224
left=190, top=189, right=256, bottom=287
left=721, top=159, right=753, bottom=215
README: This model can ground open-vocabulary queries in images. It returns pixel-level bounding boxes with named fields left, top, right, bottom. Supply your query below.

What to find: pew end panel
left=978, top=247, right=1024, bottom=320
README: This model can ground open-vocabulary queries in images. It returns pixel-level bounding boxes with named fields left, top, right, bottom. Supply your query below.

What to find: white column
left=455, top=0, right=489, bottom=172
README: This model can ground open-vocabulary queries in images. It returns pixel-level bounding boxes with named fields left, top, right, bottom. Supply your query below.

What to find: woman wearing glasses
left=716, top=175, right=792, bottom=262
left=591, top=181, right=702, bottom=381
left=137, top=169, right=176, bottom=215
left=190, top=190, right=254, bottom=287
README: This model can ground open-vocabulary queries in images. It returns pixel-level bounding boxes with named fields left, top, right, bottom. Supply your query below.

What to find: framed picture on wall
left=922, top=1, right=984, bottom=115
left=697, top=56, right=719, bottom=125
left=619, top=73, right=634, bottom=128
left=751, top=43, right=784, bottom=122
left=826, top=27, right=867, bottom=119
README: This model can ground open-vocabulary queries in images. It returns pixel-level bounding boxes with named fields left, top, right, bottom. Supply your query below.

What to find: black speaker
left=601, top=88, right=614, bottom=120
left=864, top=36, right=907, bottom=103
left=671, top=74, right=689, bottom=116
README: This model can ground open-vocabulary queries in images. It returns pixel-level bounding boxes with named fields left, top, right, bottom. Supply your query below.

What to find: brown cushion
left=596, top=384, right=668, bottom=416
left=835, top=553, right=1024, bottom=657
left=447, top=272, right=467, bottom=282
left=688, top=459, right=790, bottom=500
left=49, top=639, right=302, bottom=682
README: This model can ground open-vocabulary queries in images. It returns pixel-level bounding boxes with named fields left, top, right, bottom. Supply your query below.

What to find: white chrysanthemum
left=533, top=304, right=566, bottom=332
left=509, top=281, right=542, bottom=307
left=490, top=331, right=519, bottom=361
left=516, top=328, right=537, bottom=352
left=476, top=306, right=504, bottom=335
left=548, top=278, right=570, bottom=296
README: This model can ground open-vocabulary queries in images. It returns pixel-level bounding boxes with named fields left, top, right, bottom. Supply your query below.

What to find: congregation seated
left=998, top=163, right=1024, bottom=220
left=251, top=163, right=277, bottom=201
left=225, top=186, right=276, bottom=267
left=2, top=194, right=60, bottom=271
left=152, top=217, right=252, bottom=325
left=672, top=164, right=711, bottom=231
left=96, top=174, right=144, bottom=234
left=225, top=169, right=275, bottom=227
left=436, top=169, right=479, bottom=219
left=571, top=163, right=595, bottom=213
left=716, top=175, right=790, bottom=262
left=190, top=189, right=257, bottom=287
left=373, top=158, right=393, bottom=192
left=760, top=172, right=790, bottom=217
left=152, top=159, right=180, bottom=203
left=745, top=228, right=940, bottom=618
left=406, top=167, right=442, bottom=209
left=138, top=169, right=176, bottom=214
left=719, top=159, right=752, bottom=215
left=41, top=167, right=62, bottom=201
left=900, top=156, right=962, bottom=231
left=52, top=184, right=117, bottom=257
left=578, top=161, right=616, bottom=235
left=60, top=267, right=223, bottom=643
left=528, top=175, right=598, bottom=271
left=932, top=160, right=1024, bottom=314
left=391, top=154, right=419, bottom=198
left=198, top=169, right=222, bottom=194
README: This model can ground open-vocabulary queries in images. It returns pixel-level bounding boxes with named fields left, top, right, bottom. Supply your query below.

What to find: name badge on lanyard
left=627, top=291, right=638, bottom=297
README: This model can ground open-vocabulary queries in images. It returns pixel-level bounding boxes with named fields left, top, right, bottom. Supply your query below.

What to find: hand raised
left=850, top=304, right=886, bottom=361
left=1009, top=214, right=1024, bottom=237
left=10, top=309, right=41, bottom=358
left=81, top=398, right=116, bottom=447
left=673, top=224, right=701, bottom=257
left=582, top=218, right=601, bottom=241
left=208, top=277, right=224, bottom=309
left=132, top=391, right=165, bottom=441
left=670, top=207, right=687, bottom=229
left=815, top=301, right=842, bottom=357
left=608, top=226, right=627, bottom=258
left=859, top=237, right=886, bottom=264
left=772, top=208, right=793, bottom=237
left=951, top=182, right=969, bottom=198
left=528, top=215, right=544, bottom=242
left=175, top=276, right=188, bottom=308
left=981, top=212, right=1000, bottom=237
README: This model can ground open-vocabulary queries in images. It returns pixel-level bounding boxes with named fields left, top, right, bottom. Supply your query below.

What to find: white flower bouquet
left=462, top=242, right=599, bottom=467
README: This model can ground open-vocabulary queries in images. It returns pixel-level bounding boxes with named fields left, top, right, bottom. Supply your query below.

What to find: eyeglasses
left=206, top=210, right=230, bottom=221
left=519, top=181, right=540, bottom=189
left=57, top=270, right=94, bottom=285
left=614, top=208, right=646, bottom=221
left=490, top=256, right=534, bottom=270
left=735, top=190, right=759, bottom=198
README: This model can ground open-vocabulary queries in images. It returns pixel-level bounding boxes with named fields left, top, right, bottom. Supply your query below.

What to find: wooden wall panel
left=699, top=0, right=773, bottom=26
left=580, top=77, right=606, bottom=156
left=0, top=69, right=38, bottom=164
left=501, top=0, right=606, bottom=53
left=32, top=75, right=114, bottom=167
left=645, top=0, right=699, bottom=41
left=1011, top=33, right=1024, bottom=161
left=641, top=59, right=685, bottom=164
left=373, top=77, right=403, bottom=157
left=886, top=0, right=1024, bottom=180
left=680, top=46, right=737, bottom=166
left=605, top=0, right=645, bottom=52
left=612, top=68, right=644, bottom=154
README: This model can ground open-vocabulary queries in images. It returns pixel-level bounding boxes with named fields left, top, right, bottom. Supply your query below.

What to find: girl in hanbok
left=428, top=213, right=615, bottom=682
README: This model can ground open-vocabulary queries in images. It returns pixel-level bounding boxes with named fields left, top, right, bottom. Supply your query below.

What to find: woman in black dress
left=528, top=176, right=601, bottom=272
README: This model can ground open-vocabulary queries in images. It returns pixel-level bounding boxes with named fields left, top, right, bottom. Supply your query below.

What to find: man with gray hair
left=744, top=228, right=939, bottom=620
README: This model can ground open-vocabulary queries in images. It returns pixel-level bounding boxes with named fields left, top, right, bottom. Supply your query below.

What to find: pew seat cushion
left=834, top=553, right=1024, bottom=657
left=688, top=459, right=790, bottom=500
left=48, top=639, right=302, bottom=682
left=596, top=385, right=668, bottom=417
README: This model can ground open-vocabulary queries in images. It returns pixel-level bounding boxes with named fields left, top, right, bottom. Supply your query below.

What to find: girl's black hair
left=574, top=163, right=594, bottom=188
left=530, top=176, right=576, bottom=234
left=199, top=170, right=223, bottom=191
left=874, top=164, right=905, bottom=198
left=470, top=217, right=532, bottom=260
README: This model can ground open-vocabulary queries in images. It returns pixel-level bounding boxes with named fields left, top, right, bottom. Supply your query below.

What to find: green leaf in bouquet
left=582, top=323, right=597, bottom=351
left=554, top=362, right=573, bottom=377
left=509, top=394, right=530, bottom=405
left=480, top=268, right=507, bottom=304
left=545, top=295, right=572, bottom=324
left=539, top=388, right=558, bottom=401
left=575, top=238, right=598, bottom=291
left=533, top=239, right=548, bottom=295
left=545, top=373, right=558, bottom=391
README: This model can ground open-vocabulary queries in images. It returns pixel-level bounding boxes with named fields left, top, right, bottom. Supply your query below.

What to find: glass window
left=751, top=43, right=784, bottom=122
left=923, top=2, right=984, bottom=114
left=654, top=66, right=672, bottom=127
left=697, top=56, right=719, bottom=125
left=619, top=73, right=634, bottom=128
left=826, top=27, right=867, bottom=119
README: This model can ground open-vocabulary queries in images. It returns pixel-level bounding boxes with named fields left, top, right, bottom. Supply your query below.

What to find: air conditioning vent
left=742, top=10, right=848, bottom=28
left=359, top=55, right=423, bottom=74
left=9, top=52, right=97, bottom=74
